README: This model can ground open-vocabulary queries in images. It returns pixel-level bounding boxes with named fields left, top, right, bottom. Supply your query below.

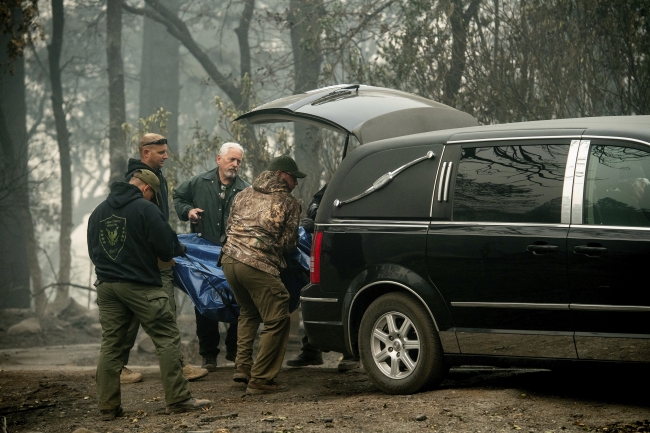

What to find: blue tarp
left=173, top=227, right=311, bottom=322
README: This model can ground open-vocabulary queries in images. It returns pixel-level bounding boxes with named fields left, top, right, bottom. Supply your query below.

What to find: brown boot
left=182, top=364, right=209, bottom=381
left=233, top=365, right=251, bottom=384
left=246, top=379, right=288, bottom=395
left=120, top=367, right=143, bottom=384
left=166, top=397, right=211, bottom=414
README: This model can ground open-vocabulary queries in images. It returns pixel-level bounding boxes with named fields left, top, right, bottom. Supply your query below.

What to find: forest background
left=0, top=0, right=648, bottom=316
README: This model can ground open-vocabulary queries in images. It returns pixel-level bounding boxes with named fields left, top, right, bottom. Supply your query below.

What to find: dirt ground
left=1, top=309, right=650, bottom=433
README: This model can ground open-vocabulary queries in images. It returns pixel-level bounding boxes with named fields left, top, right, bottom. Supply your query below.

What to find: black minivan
left=237, top=86, right=650, bottom=394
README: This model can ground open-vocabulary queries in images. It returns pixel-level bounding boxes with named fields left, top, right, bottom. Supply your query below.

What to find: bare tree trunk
left=443, top=0, right=480, bottom=106
left=124, top=0, right=263, bottom=174
left=107, top=0, right=127, bottom=183
left=139, top=0, right=180, bottom=149
left=47, top=0, right=73, bottom=311
left=0, top=6, right=33, bottom=310
left=289, top=0, right=325, bottom=209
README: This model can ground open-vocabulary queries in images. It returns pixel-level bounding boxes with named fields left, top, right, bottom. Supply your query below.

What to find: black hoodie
left=125, top=158, right=170, bottom=222
left=87, top=182, right=183, bottom=286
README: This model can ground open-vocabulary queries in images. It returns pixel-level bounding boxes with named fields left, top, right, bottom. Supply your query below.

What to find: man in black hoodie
left=88, top=170, right=211, bottom=420
left=121, top=133, right=208, bottom=383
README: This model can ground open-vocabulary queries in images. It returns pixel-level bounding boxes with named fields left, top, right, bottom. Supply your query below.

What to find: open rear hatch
left=235, top=84, right=478, bottom=154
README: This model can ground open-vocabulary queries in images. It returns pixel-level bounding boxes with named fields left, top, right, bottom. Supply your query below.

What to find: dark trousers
left=194, top=307, right=238, bottom=358
left=301, top=333, right=321, bottom=357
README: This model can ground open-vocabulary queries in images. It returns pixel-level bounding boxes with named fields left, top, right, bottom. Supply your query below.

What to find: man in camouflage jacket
left=221, top=155, right=305, bottom=394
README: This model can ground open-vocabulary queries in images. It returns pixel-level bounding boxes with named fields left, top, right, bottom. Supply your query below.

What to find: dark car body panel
left=306, top=115, right=650, bottom=367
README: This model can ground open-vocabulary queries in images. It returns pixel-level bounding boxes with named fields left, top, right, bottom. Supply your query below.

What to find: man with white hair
left=173, top=142, right=249, bottom=371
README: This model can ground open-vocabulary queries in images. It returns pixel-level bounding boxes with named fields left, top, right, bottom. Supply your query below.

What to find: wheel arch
left=346, top=277, right=455, bottom=357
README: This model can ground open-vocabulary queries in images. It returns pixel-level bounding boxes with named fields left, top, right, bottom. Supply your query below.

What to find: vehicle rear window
left=453, top=144, right=569, bottom=223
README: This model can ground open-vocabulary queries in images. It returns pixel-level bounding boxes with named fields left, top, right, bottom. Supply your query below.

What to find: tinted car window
left=583, top=145, right=650, bottom=227
left=453, top=145, right=569, bottom=223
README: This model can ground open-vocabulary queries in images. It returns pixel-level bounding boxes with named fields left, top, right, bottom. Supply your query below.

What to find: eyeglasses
left=219, top=184, right=226, bottom=200
left=283, top=172, right=298, bottom=182
left=143, top=138, right=167, bottom=146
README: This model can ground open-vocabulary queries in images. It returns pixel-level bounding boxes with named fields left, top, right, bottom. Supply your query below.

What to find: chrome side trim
left=571, top=304, right=650, bottom=312
left=561, top=140, right=581, bottom=224
left=428, top=221, right=568, bottom=228
left=300, top=297, right=339, bottom=303
left=348, top=280, right=442, bottom=355
left=430, top=146, right=446, bottom=217
left=438, top=331, right=460, bottom=354
left=571, top=140, right=590, bottom=224
left=443, top=162, right=453, bottom=202
left=448, top=135, right=582, bottom=144
left=582, top=135, right=650, bottom=147
left=451, top=302, right=650, bottom=312
left=457, top=331, right=577, bottom=358
left=437, top=162, right=448, bottom=202
left=576, top=224, right=650, bottom=232
left=575, top=331, right=650, bottom=339
left=316, top=221, right=429, bottom=229
left=451, top=302, right=569, bottom=310
left=575, top=335, right=650, bottom=361
left=304, top=320, right=343, bottom=326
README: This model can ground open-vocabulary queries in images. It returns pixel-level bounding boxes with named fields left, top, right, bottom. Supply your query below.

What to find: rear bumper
left=300, top=284, right=347, bottom=353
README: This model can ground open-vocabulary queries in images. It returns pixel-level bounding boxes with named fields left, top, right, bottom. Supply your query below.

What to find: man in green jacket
left=173, top=142, right=250, bottom=371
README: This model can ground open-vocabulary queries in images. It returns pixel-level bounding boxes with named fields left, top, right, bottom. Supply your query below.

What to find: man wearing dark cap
left=221, top=155, right=305, bottom=394
left=121, top=133, right=208, bottom=383
left=88, top=170, right=211, bottom=420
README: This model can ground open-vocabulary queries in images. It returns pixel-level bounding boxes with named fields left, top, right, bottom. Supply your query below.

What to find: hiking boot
left=337, top=356, right=359, bottom=372
left=225, top=350, right=237, bottom=363
left=166, top=397, right=212, bottom=414
left=182, top=364, right=209, bottom=381
left=201, top=356, right=217, bottom=372
left=100, top=405, right=124, bottom=421
left=286, top=352, right=323, bottom=367
left=120, top=367, right=143, bottom=384
left=246, top=379, right=288, bottom=395
left=232, top=365, right=251, bottom=384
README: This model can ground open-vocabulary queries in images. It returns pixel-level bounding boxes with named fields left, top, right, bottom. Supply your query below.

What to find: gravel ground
left=1, top=310, right=649, bottom=433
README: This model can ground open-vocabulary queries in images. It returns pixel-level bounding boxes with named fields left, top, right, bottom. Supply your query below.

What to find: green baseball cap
left=133, top=169, right=160, bottom=194
left=267, top=155, right=307, bottom=178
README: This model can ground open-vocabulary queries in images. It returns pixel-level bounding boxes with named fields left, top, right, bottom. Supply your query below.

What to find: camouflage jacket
left=222, top=171, right=302, bottom=276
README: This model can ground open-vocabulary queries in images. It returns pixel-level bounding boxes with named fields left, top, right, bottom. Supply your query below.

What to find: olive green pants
left=96, top=281, right=192, bottom=410
left=222, top=255, right=290, bottom=384
left=121, top=267, right=176, bottom=366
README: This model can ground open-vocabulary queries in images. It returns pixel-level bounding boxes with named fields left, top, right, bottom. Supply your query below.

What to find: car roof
left=357, top=115, right=650, bottom=152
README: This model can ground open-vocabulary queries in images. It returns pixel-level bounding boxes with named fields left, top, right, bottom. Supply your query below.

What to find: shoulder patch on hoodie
left=99, top=214, right=127, bottom=260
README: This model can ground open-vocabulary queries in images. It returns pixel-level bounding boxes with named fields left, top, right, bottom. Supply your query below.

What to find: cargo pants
left=221, top=255, right=291, bottom=384
left=121, top=267, right=176, bottom=366
left=96, top=281, right=192, bottom=410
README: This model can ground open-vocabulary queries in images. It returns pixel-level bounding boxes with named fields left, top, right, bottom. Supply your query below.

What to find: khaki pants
left=222, top=255, right=290, bottom=384
left=96, top=281, right=192, bottom=410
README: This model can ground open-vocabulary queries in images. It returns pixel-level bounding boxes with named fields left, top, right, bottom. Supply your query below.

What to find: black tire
left=358, top=292, right=447, bottom=394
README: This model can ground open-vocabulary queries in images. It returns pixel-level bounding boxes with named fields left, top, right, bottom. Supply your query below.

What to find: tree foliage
left=0, top=0, right=41, bottom=69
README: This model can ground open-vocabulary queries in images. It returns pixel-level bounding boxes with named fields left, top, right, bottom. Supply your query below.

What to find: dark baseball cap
left=267, top=155, right=307, bottom=178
